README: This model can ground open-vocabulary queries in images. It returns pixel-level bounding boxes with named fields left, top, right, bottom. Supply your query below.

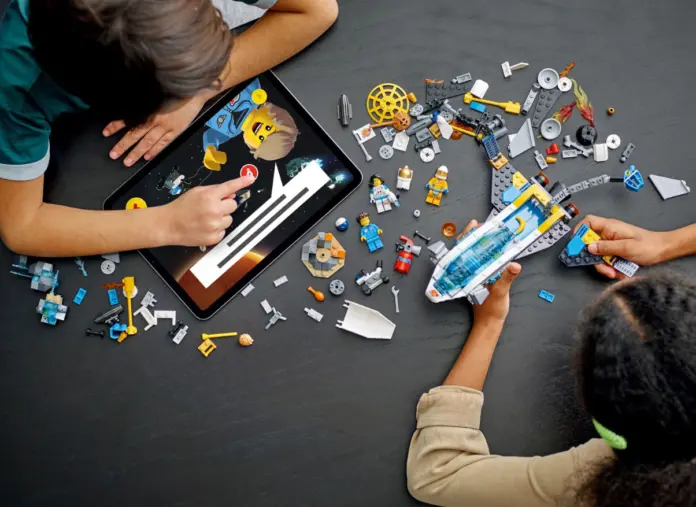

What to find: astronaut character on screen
left=368, top=174, right=399, bottom=213
left=201, top=77, right=300, bottom=164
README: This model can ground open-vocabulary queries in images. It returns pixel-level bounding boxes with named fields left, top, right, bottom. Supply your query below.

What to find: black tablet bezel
left=104, top=71, right=362, bottom=320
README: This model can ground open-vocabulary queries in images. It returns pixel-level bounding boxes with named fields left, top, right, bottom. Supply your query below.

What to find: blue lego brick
left=469, top=101, right=487, bottom=113
left=624, top=166, right=644, bottom=192
left=538, top=290, right=555, bottom=303
left=108, top=289, right=119, bottom=306
left=73, top=288, right=87, bottom=305
left=109, top=323, right=127, bottom=340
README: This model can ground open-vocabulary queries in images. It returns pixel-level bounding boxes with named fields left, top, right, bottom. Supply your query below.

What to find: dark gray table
left=2, top=1, right=696, bottom=505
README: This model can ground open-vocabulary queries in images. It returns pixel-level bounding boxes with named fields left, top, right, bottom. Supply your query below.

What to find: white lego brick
left=273, top=275, right=288, bottom=287
left=154, top=310, right=176, bottom=325
left=261, top=300, right=272, bottom=314
left=241, top=284, right=255, bottom=297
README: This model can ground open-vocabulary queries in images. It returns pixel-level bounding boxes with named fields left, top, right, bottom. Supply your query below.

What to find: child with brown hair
left=0, top=0, right=337, bottom=256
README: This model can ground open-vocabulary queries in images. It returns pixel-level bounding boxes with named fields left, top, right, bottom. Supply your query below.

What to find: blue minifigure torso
left=360, top=223, right=383, bottom=252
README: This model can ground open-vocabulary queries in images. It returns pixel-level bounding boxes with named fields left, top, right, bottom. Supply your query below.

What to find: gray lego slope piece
left=649, top=174, right=690, bottom=200
left=490, top=163, right=518, bottom=211
left=558, top=248, right=603, bottom=268
left=531, top=88, right=562, bottom=128
left=516, top=221, right=571, bottom=259
left=507, top=119, right=535, bottom=158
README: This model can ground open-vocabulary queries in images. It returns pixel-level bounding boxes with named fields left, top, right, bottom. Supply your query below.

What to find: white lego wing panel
left=336, top=301, right=395, bottom=340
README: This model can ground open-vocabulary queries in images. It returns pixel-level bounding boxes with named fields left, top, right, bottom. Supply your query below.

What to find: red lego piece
left=546, top=143, right=560, bottom=155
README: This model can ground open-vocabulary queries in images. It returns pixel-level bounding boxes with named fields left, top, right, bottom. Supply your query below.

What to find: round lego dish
left=329, top=279, right=345, bottom=296
left=335, top=217, right=349, bottom=231
left=537, top=68, right=560, bottom=90
left=379, top=145, right=394, bottom=160
left=540, top=118, right=562, bottom=140
left=576, top=125, right=598, bottom=146
left=441, top=222, right=457, bottom=238
left=101, top=260, right=116, bottom=275
left=409, top=103, right=424, bottom=117
left=606, top=134, right=621, bottom=150
left=557, top=77, right=572, bottom=92
left=420, top=147, right=435, bottom=163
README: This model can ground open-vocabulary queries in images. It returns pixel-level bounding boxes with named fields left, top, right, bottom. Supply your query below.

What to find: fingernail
left=144, top=154, right=150, bottom=160
left=588, top=243, right=598, bottom=254
left=102, top=130, right=109, bottom=136
left=109, top=151, right=118, bottom=159
left=125, top=158, right=132, bottom=166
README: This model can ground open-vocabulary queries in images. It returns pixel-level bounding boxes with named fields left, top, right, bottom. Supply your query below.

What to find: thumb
left=491, top=262, right=522, bottom=295
left=215, top=175, right=255, bottom=198
left=588, top=239, right=632, bottom=258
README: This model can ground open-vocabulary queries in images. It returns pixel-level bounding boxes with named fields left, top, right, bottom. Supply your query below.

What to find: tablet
left=105, top=72, right=362, bottom=319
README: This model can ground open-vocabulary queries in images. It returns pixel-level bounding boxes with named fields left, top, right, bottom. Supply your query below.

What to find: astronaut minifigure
left=357, top=212, right=383, bottom=252
left=425, top=165, right=449, bottom=206
left=396, top=166, right=413, bottom=191
left=368, top=174, right=400, bottom=213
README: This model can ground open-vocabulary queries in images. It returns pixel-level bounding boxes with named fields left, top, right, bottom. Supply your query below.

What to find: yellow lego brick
left=582, top=229, right=601, bottom=244
left=537, top=205, right=566, bottom=234
left=512, top=172, right=527, bottom=189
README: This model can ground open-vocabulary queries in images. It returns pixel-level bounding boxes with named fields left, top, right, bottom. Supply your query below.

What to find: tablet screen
left=105, top=72, right=362, bottom=318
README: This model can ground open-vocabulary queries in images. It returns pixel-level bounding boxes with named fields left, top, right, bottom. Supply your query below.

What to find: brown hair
left=250, top=103, right=299, bottom=161
left=28, top=0, right=234, bottom=125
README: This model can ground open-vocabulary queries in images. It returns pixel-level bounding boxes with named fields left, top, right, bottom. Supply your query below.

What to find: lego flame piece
left=552, top=101, right=576, bottom=124
left=571, top=80, right=594, bottom=127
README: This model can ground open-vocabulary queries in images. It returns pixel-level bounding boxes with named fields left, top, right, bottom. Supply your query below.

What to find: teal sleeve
left=0, top=108, right=51, bottom=181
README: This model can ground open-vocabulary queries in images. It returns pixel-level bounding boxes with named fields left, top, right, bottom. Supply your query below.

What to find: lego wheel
left=381, top=276, right=390, bottom=284
left=361, top=285, right=373, bottom=296
left=366, top=83, right=410, bottom=124
left=564, top=203, right=579, bottom=219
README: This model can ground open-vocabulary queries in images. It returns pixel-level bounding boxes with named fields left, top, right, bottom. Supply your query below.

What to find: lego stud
left=607, top=107, right=615, bottom=116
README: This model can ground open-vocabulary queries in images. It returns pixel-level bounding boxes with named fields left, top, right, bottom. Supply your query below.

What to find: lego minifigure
left=368, top=174, right=400, bottom=213
left=425, top=165, right=449, bottom=206
left=357, top=212, right=384, bottom=253
left=396, top=166, right=413, bottom=191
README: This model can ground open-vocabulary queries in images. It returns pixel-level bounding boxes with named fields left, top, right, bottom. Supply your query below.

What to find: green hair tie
left=593, top=419, right=627, bottom=450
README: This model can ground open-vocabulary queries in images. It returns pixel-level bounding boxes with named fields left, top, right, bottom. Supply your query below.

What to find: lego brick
left=261, top=300, right=272, bottom=314
left=490, top=163, right=519, bottom=211
left=172, top=325, right=188, bottom=345
left=107, top=289, right=119, bottom=306
left=470, top=80, right=489, bottom=99
left=73, top=288, right=87, bottom=305
left=538, top=290, right=555, bottom=303
left=531, top=88, right=562, bottom=128
left=425, top=81, right=468, bottom=103
left=273, top=275, right=288, bottom=287
left=562, top=149, right=579, bottom=159
left=469, top=101, right=486, bottom=113
left=415, top=128, right=432, bottom=143
left=304, top=307, right=324, bottom=322
left=154, top=310, right=176, bottom=325
left=241, top=284, right=255, bottom=297
left=516, top=221, right=571, bottom=260
left=593, top=143, right=609, bottom=162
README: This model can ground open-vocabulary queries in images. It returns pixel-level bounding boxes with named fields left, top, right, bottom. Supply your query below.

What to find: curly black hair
left=575, top=271, right=696, bottom=506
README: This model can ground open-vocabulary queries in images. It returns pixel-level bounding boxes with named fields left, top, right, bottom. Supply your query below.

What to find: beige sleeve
left=406, top=385, right=613, bottom=507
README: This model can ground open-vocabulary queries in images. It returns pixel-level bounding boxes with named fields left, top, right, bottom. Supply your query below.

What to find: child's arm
left=443, top=261, right=522, bottom=389
left=0, top=174, right=253, bottom=257
left=107, top=0, right=339, bottom=166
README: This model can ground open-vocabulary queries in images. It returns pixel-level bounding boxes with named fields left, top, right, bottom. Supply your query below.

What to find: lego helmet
left=369, top=174, right=384, bottom=187
left=397, top=166, right=412, bottom=179
left=436, top=165, right=449, bottom=179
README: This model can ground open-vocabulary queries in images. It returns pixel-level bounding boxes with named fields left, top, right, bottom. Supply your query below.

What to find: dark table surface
left=2, top=0, right=696, bottom=505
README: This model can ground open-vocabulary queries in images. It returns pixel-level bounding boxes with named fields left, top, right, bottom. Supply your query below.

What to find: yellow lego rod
left=122, top=277, right=138, bottom=337
left=201, top=332, right=238, bottom=340
left=464, top=93, right=521, bottom=114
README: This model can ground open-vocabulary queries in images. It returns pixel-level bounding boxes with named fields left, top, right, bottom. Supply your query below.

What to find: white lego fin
left=507, top=119, right=535, bottom=158
left=649, top=174, right=690, bottom=200
left=336, top=300, right=395, bottom=340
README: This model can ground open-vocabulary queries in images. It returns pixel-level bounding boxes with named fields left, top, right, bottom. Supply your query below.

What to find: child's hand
left=163, top=175, right=254, bottom=247
left=104, top=95, right=207, bottom=167
left=575, top=215, right=665, bottom=279
left=472, top=263, right=522, bottom=325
